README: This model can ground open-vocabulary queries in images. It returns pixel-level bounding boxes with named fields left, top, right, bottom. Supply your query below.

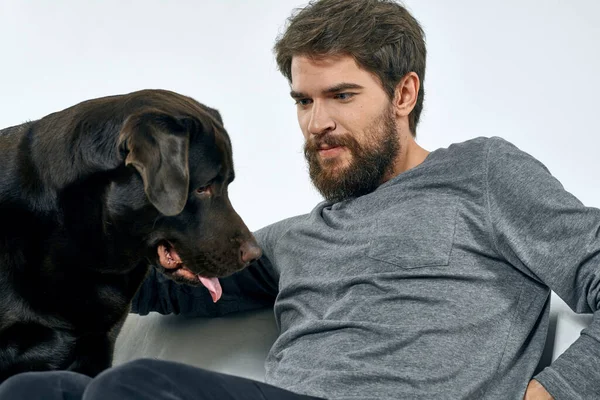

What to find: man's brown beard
left=303, top=106, right=400, bottom=203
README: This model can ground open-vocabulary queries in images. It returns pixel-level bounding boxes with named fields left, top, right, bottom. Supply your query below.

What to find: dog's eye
left=196, top=185, right=212, bottom=195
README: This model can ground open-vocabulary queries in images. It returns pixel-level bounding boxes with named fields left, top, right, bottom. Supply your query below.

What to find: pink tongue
left=198, top=276, right=222, bottom=303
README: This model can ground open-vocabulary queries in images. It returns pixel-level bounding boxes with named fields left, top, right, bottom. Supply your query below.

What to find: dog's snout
left=240, top=241, right=262, bottom=265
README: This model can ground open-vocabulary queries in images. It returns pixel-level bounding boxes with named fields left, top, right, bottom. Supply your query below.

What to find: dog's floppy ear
left=205, top=107, right=224, bottom=126
left=118, top=110, right=191, bottom=216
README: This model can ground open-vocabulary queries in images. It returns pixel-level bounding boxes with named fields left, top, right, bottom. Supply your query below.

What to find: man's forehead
left=291, top=54, right=357, bottom=76
left=290, top=55, right=378, bottom=94
left=292, top=55, right=364, bottom=85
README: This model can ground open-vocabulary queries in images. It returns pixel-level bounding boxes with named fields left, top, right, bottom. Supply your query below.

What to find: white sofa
left=113, top=293, right=592, bottom=381
left=113, top=308, right=278, bottom=382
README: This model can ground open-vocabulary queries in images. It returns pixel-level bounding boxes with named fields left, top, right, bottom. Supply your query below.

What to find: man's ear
left=393, top=71, right=419, bottom=118
left=118, top=110, right=190, bottom=216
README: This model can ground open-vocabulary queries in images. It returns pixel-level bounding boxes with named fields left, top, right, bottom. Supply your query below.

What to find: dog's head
left=107, top=92, right=260, bottom=302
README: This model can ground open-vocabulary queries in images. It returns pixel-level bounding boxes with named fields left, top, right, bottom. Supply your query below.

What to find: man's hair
left=273, top=0, right=427, bottom=136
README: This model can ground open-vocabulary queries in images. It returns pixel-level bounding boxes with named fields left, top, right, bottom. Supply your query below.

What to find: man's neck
left=383, top=135, right=430, bottom=182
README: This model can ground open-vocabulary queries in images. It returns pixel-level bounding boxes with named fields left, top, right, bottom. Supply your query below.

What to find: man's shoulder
left=454, top=136, right=546, bottom=171
left=431, top=136, right=523, bottom=168
left=440, top=136, right=553, bottom=192
left=439, top=135, right=510, bottom=155
left=253, top=212, right=311, bottom=251
left=423, top=136, right=492, bottom=175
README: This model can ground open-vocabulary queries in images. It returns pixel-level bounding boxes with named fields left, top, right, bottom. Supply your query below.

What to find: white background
left=1, top=0, right=599, bottom=358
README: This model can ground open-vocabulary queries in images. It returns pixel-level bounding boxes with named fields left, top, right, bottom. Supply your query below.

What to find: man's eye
left=295, top=98, right=312, bottom=106
left=335, top=93, right=355, bottom=100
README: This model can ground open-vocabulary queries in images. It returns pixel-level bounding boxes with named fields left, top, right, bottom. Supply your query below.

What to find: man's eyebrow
left=290, top=90, right=307, bottom=99
left=322, top=82, right=364, bottom=94
left=290, top=83, right=364, bottom=99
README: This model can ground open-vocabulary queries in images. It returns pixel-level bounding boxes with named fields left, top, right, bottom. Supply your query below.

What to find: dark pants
left=0, top=358, right=325, bottom=400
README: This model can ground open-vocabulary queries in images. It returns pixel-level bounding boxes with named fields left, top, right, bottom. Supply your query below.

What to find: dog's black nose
left=240, top=241, right=262, bottom=265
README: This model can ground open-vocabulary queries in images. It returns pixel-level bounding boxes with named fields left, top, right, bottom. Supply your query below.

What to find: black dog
left=0, top=89, right=262, bottom=382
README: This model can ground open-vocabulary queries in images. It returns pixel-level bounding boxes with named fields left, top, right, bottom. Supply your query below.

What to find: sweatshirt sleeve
left=485, top=136, right=600, bottom=398
left=130, top=219, right=290, bottom=317
left=131, top=254, right=278, bottom=317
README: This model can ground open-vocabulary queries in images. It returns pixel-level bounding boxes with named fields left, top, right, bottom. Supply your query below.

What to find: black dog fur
left=0, top=89, right=261, bottom=382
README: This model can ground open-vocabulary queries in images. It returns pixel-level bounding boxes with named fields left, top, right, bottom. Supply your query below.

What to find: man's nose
left=307, top=102, right=336, bottom=136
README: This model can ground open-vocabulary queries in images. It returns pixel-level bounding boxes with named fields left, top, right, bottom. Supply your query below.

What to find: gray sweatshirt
left=133, top=136, right=600, bottom=399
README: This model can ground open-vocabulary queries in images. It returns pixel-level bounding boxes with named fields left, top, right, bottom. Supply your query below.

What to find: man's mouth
left=318, top=145, right=345, bottom=158
left=157, top=242, right=222, bottom=303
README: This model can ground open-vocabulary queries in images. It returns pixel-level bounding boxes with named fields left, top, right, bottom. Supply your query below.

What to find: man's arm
left=524, top=380, right=554, bottom=400
left=486, top=137, right=600, bottom=399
